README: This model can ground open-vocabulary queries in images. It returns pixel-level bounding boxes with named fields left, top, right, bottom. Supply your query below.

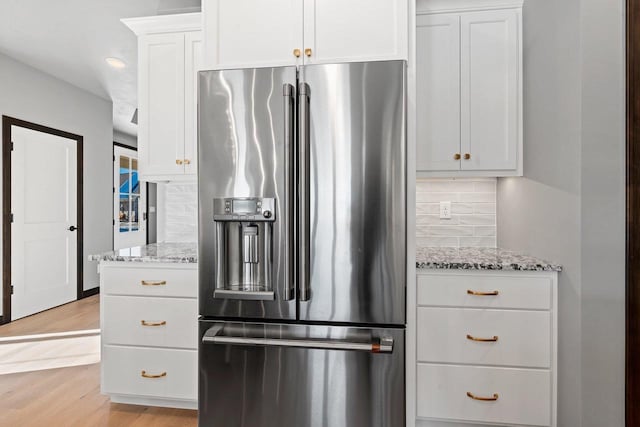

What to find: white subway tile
left=458, top=192, right=495, bottom=203
left=416, top=203, right=440, bottom=214
left=457, top=215, right=496, bottom=225
left=451, top=202, right=474, bottom=214
left=425, top=225, right=474, bottom=237
left=459, top=236, right=497, bottom=247
left=416, top=237, right=459, bottom=247
left=473, top=203, right=496, bottom=214
left=416, top=192, right=459, bottom=203
left=474, top=226, right=496, bottom=237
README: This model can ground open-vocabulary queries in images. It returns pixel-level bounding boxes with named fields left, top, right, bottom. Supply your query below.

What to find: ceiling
left=0, top=0, right=201, bottom=138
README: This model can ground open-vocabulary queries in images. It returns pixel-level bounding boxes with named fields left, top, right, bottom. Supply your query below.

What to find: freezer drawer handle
left=203, top=326, right=393, bottom=354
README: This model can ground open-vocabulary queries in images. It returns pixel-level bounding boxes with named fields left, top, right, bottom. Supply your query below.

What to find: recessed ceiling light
left=105, top=57, right=126, bottom=69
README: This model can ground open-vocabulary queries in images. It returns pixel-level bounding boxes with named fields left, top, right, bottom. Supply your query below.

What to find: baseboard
left=81, top=287, right=100, bottom=298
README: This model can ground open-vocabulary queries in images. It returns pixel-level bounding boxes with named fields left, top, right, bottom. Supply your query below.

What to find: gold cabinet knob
left=464, top=153, right=471, bottom=160
left=305, top=48, right=312, bottom=57
left=453, top=153, right=461, bottom=160
left=293, top=48, right=301, bottom=58
left=176, top=159, right=183, bottom=165
left=184, top=159, right=191, bottom=165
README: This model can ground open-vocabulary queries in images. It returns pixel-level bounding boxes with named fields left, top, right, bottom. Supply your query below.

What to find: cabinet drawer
left=417, top=364, right=551, bottom=426
left=101, top=265, right=197, bottom=298
left=417, top=273, right=551, bottom=310
left=102, top=345, right=197, bottom=401
left=417, top=307, right=551, bottom=368
left=102, top=295, right=198, bottom=349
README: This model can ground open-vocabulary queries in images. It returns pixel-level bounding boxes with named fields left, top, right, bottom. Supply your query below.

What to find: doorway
left=2, top=116, right=83, bottom=323
left=113, top=144, right=147, bottom=250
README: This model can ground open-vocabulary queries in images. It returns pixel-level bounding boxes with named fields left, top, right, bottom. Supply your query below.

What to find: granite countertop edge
left=416, top=247, right=562, bottom=272
left=89, top=242, right=198, bottom=264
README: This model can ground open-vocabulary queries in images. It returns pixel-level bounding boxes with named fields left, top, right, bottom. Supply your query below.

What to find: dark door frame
left=1, top=116, right=85, bottom=325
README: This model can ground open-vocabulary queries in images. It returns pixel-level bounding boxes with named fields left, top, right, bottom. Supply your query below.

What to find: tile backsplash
left=159, top=182, right=198, bottom=243
left=416, top=178, right=497, bottom=248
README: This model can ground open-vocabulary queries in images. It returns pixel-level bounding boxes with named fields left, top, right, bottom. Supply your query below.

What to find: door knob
left=293, top=48, right=301, bottom=58
left=305, top=48, right=312, bottom=57
left=68, top=226, right=77, bottom=232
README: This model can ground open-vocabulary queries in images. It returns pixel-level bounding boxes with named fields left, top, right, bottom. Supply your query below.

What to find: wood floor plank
left=0, top=294, right=100, bottom=337
left=0, top=295, right=198, bottom=426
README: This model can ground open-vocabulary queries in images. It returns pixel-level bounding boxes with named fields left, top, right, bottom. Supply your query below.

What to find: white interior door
left=11, top=126, right=78, bottom=321
left=114, top=146, right=147, bottom=250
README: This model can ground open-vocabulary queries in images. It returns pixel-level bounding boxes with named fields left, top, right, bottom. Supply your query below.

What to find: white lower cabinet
left=417, top=364, right=551, bottom=426
left=415, top=270, right=558, bottom=427
left=100, top=262, right=198, bottom=409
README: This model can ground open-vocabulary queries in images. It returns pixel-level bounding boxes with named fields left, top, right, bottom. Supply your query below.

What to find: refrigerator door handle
left=283, top=83, right=296, bottom=301
left=202, top=325, right=393, bottom=354
left=297, top=82, right=311, bottom=302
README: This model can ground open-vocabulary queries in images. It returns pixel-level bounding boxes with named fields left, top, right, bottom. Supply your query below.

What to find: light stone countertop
left=416, top=246, right=562, bottom=272
left=89, top=242, right=197, bottom=263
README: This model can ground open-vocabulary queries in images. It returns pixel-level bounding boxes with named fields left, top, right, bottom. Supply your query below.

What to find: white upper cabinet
left=184, top=31, right=203, bottom=176
left=416, top=13, right=460, bottom=171
left=138, top=32, right=186, bottom=178
left=123, top=13, right=202, bottom=182
left=460, top=10, right=519, bottom=172
left=203, top=0, right=303, bottom=69
left=302, top=0, right=408, bottom=65
left=416, top=0, right=523, bottom=177
left=202, top=0, right=408, bottom=70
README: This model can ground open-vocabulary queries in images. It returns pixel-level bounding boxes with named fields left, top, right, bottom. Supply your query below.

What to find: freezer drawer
left=198, top=321, right=405, bottom=427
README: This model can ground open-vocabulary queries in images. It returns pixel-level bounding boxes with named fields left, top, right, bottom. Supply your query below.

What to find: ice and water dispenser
left=212, top=197, right=276, bottom=300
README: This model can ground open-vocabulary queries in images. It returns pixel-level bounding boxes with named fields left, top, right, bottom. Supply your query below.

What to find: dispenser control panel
left=213, top=197, right=276, bottom=221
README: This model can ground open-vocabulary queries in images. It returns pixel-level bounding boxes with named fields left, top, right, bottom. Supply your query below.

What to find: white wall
left=113, top=129, right=137, bottom=148
left=0, top=53, right=113, bottom=305
left=497, top=0, right=625, bottom=425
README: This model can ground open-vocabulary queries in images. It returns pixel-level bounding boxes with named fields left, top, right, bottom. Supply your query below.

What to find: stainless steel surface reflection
left=300, top=62, right=407, bottom=325
left=198, top=67, right=297, bottom=319
left=199, top=321, right=405, bottom=427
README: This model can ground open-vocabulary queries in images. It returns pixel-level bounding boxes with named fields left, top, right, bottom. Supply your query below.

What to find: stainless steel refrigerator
left=198, top=60, right=406, bottom=427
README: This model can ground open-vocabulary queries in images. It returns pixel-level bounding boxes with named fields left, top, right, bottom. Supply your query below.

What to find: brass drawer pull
left=141, top=370, right=167, bottom=379
left=141, top=280, right=167, bottom=286
left=453, top=153, right=461, bottom=160
left=176, top=159, right=184, bottom=165
left=464, top=153, right=471, bottom=160
left=467, top=334, right=498, bottom=342
left=141, top=320, right=167, bottom=327
left=467, top=391, right=499, bottom=401
left=184, top=159, right=191, bottom=165
left=467, top=289, right=499, bottom=296
left=305, top=48, right=312, bottom=57
left=293, top=48, right=301, bottom=57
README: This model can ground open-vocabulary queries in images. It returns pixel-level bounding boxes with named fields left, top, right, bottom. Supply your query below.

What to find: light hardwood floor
left=0, top=294, right=100, bottom=337
left=0, top=295, right=198, bottom=426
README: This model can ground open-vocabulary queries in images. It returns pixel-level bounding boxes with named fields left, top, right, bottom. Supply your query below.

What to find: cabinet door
left=138, top=33, right=185, bottom=177
left=184, top=31, right=203, bottom=176
left=416, top=14, right=460, bottom=171
left=203, top=0, right=303, bottom=69
left=460, top=9, right=519, bottom=171
left=303, top=0, right=408, bottom=65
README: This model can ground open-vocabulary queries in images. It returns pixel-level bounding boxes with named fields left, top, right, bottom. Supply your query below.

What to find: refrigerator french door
left=198, top=61, right=406, bottom=427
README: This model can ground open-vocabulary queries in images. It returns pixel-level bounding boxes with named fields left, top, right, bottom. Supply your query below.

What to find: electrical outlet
left=439, top=201, right=451, bottom=219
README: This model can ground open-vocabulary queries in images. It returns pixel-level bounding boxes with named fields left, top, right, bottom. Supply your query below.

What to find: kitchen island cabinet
left=90, top=243, right=198, bottom=409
